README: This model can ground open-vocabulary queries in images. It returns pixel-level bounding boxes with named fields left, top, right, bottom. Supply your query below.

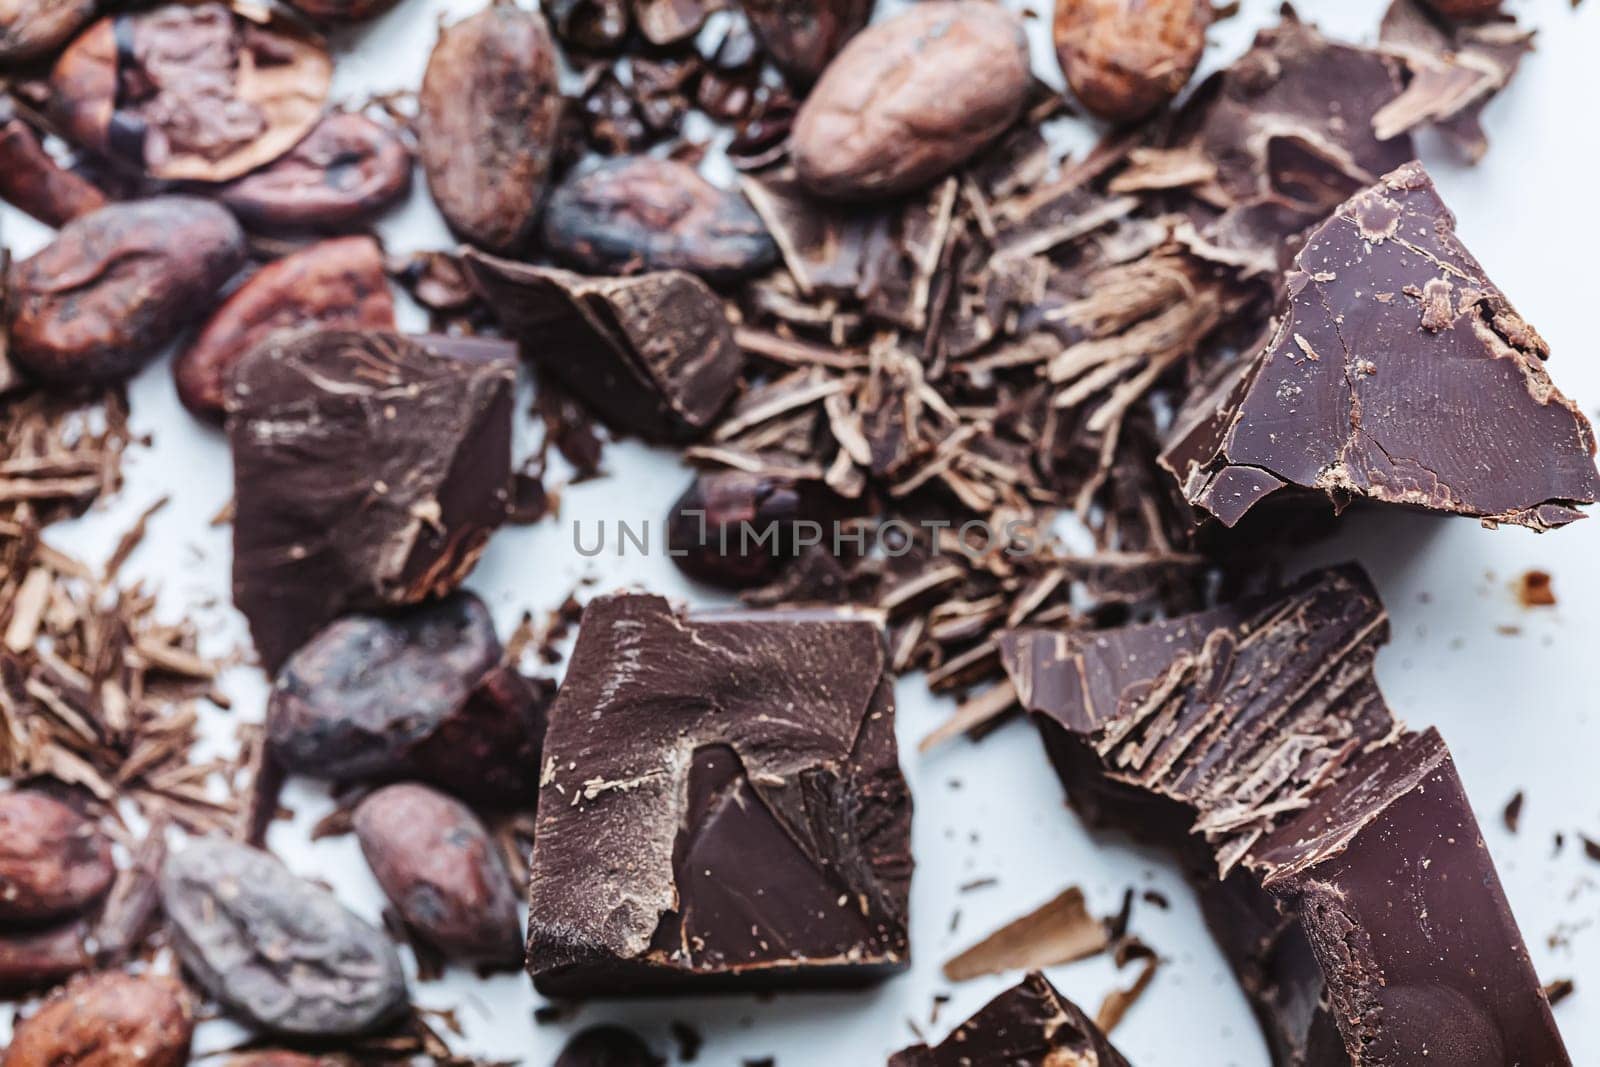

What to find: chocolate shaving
left=941, top=886, right=1110, bottom=981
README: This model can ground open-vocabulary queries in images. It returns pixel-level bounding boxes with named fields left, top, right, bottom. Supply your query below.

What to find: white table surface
left=3, top=0, right=1598, bottom=1062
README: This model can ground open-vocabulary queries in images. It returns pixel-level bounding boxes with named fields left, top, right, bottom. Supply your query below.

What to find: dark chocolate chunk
left=1164, top=162, right=1600, bottom=530
left=463, top=252, right=743, bottom=442
left=889, top=971, right=1129, bottom=1067
left=528, top=594, right=911, bottom=996
left=554, top=1026, right=664, bottom=1067
left=541, top=156, right=778, bottom=284
left=227, top=330, right=515, bottom=671
left=999, top=566, right=1570, bottom=1066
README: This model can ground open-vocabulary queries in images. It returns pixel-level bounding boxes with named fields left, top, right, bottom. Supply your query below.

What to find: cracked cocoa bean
left=791, top=2, right=1031, bottom=199
left=174, top=235, right=395, bottom=420
left=161, top=838, right=407, bottom=1038
left=0, top=792, right=114, bottom=925
left=742, top=0, right=872, bottom=84
left=354, top=783, right=522, bottom=966
left=0, top=101, right=107, bottom=228
left=217, top=112, right=413, bottom=233
left=0, top=0, right=94, bottom=63
left=0, top=971, right=192, bottom=1067
left=50, top=3, right=332, bottom=183
left=543, top=156, right=776, bottom=284
left=7, top=197, right=246, bottom=386
left=1054, top=0, right=1210, bottom=123
left=419, top=1, right=563, bottom=253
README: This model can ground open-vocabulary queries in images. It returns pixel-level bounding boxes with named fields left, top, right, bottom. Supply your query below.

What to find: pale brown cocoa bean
left=1054, top=0, right=1210, bottom=123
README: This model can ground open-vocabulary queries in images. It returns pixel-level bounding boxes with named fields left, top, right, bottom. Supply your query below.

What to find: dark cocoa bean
left=791, top=2, right=1031, bottom=199
left=0, top=102, right=107, bottom=228
left=555, top=1026, right=664, bottom=1067
left=0, top=0, right=94, bottom=64
left=0, top=971, right=192, bottom=1067
left=282, top=0, right=401, bottom=21
left=174, top=235, right=396, bottom=420
left=7, top=197, right=246, bottom=385
left=418, top=1, right=563, bottom=253
left=742, top=0, right=872, bottom=84
left=0, top=921, right=90, bottom=995
left=354, top=783, right=522, bottom=966
left=402, top=665, right=550, bottom=803
left=544, top=0, right=630, bottom=51
left=0, top=792, right=114, bottom=925
left=217, top=112, right=412, bottom=233
left=1054, top=0, right=1209, bottom=123
left=50, top=3, right=332, bottom=183
left=543, top=156, right=776, bottom=284
left=161, top=838, right=407, bottom=1038
left=1423, top=0, right=1502, bottom=17
left=266, top=592, right=501, bottom=782
left=667, top=469, right=835, bottom=588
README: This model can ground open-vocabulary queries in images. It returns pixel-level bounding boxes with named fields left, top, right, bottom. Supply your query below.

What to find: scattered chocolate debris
left=890, top=972, right=1129, bottom=1066
left=1544, top=977, right=1576, bottom=1008
left=1518, top=569, right=1557, bottom=607
left=1095, top=954, right=1159, bottom=1034
left=941, top=886, right=1109, bottom=982
left=1504, top=789, right=1525, bottom=834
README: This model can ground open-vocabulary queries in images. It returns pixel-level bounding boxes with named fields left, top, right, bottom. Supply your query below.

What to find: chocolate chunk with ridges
left=464, top=252, right=743, bottom=442
left=1164, top=162, right=1600, bottom=530
left=354, top=783, right=523, bottom=966
left=0, top=792, right=114, bottom=925
left=542, top=156, right=777, bottom=284
left=176, top=235, right=396, bottom=420
left=161, top=838, right=407, bottom=1037
left=889, top=971, right=1129, bottom=1067
left=227, top=330, right=515, bottom=671
left=528, top=595, right=911, bottom=996
left=999, top=565, right=1569, bottom=1066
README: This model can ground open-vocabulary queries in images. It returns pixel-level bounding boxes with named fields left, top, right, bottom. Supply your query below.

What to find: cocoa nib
left=542, top=155, right=778, bottom=284
left=8, top=197, right=246, bottom=386
left=419, top=2, right=563, bottom=252
left=50, top=3, right=332, bottom=183
left=216, top=111, right=413, bottom=233
left=464, top=252, right=744, bottom=442
left=1163, top=162, right=1600, bottom=530
left=175, top=235, right=396, bottom=420
left=227, top=330, right=516, bottom=671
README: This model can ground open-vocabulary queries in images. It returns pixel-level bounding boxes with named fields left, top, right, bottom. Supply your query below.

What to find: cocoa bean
left=791, top=2, right=1031, bottom=199
left=0, top=971, right=192, bottom=1067
left=7, top=196, right=246, bottom=386
left=161, top=838, right=407, bottom=1037
left=555, top=1026, right=664, bottom=1067
left=418, top=1, right=563, bottom=253
left=0, top=921, right=90, bottom=995
left=217, top=112, right=413, bottom=233
left=667, top=469, right=840, bottom=588
left=0, top=102, right=107, bottom=228
left=354, top=783, right=522, bottom=966
left=0, top=0, right=95, bottom=64
left=1054, top=0, right=1210, bottom=123
left=742, top=0, right=872, bottom=84
left=542, top=156, right=776, bottom=284
left=174, top=235, right=395, bottom=419
left=0, top=792, right=114, bottom=925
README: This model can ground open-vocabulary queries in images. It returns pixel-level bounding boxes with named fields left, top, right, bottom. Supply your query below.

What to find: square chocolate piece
left=527, top=594, right=912, bottom=996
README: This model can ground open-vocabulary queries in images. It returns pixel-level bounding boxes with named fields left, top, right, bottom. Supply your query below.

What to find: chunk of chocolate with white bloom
left=1164, top=163, right=1600, bottom=530
left=227, top=330, right=515, bottom=671
left=999, top=566, right=1570, bottom=1067
left=528, top=594, right=911, bottom=996
left=463, top=251, right=743, bottom=442
left=888, top=972, right=1130, bottom=1067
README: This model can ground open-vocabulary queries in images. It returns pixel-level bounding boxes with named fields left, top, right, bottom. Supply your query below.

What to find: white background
left=4, top=0, right=1599, bottom=1063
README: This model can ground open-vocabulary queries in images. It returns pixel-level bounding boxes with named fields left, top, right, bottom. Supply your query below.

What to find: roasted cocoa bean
left=225, top=1056, right=341, bottom=1067
left=161, top=838, right=407, bottom=1037
left=354, top=783, right=522, bottom=966
left=50, top=4, right=332, bottom=183
left=7, top=197, right=245, bottom=385
left=543, top=0, right=630, bottom=51
left=632, top=0, right=706, bottom=46
left=266, top=592, right=501, bottom=781
left=418, top=2, right=563, bottom=253
left=667, top=469, right=839, bottom=588
left=0, top=921, right=90, bottom=994
left=791, top=2, right=1031, bottom=200
left=1054, top=0, right=1210, bottom=122
left=0, top=971, right=192, bottom=1067
left=742, top=0, right=872, bottom=84
left=0, top=0, right=94, bottom=64
left=1423, top=0, right=1503, bottom=18
left=0, top=102, right=107, bottom=228
left=281, top=0, right=401, bottom=21
left=554, top=1026, right=664, bottom=1067
left=542, top=156, right=776, bottom=284
left=0, top=792, right=114, bottom=924
left=174, top=235, right=395, bottom=419
left=401, top=665, right=550, bottom=803
left=217, top=112, right=412, bottom=233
